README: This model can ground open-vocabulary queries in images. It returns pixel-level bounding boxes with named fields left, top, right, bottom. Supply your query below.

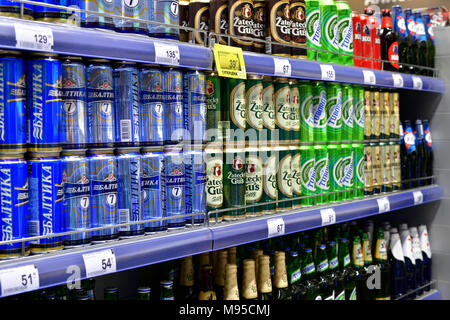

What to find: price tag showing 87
left=83, top=249, right=117, bottom=278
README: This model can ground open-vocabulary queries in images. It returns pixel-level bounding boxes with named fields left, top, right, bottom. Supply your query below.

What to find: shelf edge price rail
left=83, top=249, right=117, bottom=278
left=0, top=265, right=39, bottom=297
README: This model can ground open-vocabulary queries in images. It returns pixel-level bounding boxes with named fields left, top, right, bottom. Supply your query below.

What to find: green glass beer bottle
left=361, top=232, right=375, bottom=300
left=104, top=287, right=119, bottom=300
left=302, top=248, right=321, bottom=300
left=287, top=251, right=305, bottom=300
left=351, top=235, right=366, bottom=300
left=327, top=241, right=345, bottom=300
left=137, top=286, right=152, bottom=300
left=315, top=244, right=335, bottom=300
left=160, top=280, right=176, bottom=300
left=338, top=238, right=357, bottom=300
left=374, top=227, right=391, bottom=300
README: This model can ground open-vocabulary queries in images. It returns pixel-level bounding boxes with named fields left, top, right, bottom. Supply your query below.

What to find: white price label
left=320, top=208, right=336, bottom=226
left=413, top=191, right=424, bottom=205
left=0, top=265, right=39, bottom=297
left=154, top=42, right=180, bottom=65
left=392, top=73, right=404, bottom=88
left=320, top=64, right=336, bottom=81
left=377, top=197, right=390, bottom=213
left=267, top=217, right=285, bottom=237
left=363, top=70, right=376, bottom=85
left=274, top=58, right=291, bottom=77
left=83, top=249, right=117, bottom=278
left=14, top=23, right=54, bottom=51
left=412, top=76, right=423, bottom=90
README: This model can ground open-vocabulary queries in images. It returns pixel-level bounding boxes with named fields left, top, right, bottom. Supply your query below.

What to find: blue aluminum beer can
left=184, top=144, right=206, bottom=225
left=183, top=71, right=207, bottom=143
left=0, top=51, right=27, bottom=154
left=149, top=0, right=179, bottom=39
left=84, top=0, right=115, bottom=29
left=0, top=155, right=30, bottom=259
left=27, top=54, right=63, bottom=155
left=116, top=148, right=144, bottom=238
left=163, top=145, right=185, bottom=229
left=28, top=155, right=64, bottom=254
left=141, top=146, right=166, bottom=233
left=114, top=0, right=149, bottom=34
left=62, top=56, right=88, bottom=151
left=163, top=68, right=184, bottom=144
left=114, top=62, right=140, bottom=148
left=61, top=150, right=91, bottom=248
left=139, top=65, right=164, bottom=146
left=0, top=0, right=33, bottom=19
left=86, top=59, right=115, bottom=148
left=88, top=149, right=119, bottom=242
left=33, top=0, right=73, bottom=23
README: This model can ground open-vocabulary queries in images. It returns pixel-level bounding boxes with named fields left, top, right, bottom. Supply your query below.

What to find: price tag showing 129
left=0, top=265, right=39, bottom=297
left=83, top=249, right=117, bottom=278
left=14, top=23, right=54, bottom=51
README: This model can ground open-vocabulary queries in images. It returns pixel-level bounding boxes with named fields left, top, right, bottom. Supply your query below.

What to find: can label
left=299, top=83, right=314, bottom=143
left=315, top=152, right=329, bottom=191
left=301, top=150, right=316, bottom=202
left=320, top=6, right=339, bottom=59
left=245, top=154, right=263, bottom=206
left=229, top=0, right=254, bottom=50
left=185, top=148, right=206, bottom=224
left=372, top=144, right=382, bottom=192
left=337, top=16, right=353, bottom=55
left=353, top=144, right=364, bottom=198
left=86, top=0, right=115, bottom=27
left=326, top=87, right=342, bottom=141
left=179, top=1, right=189, bottom=42
left=223, top=149, right=245, bottom=219
left=391, top=93, right=399, bottom=139
left=164, top=151, right=185, bottom=228
left=206, top=75, right=222, bottom=142
left=391, top=143, right=401, bottom=190
left=150, top=0, right=179, bottom=38
left=329, top=145, right=342, bottom=202
left=278, top=151, right=292, bottom=203
left=306, top=7, right=321, bottom=57
left=262, top=151, right=277, bottom=213
left=353, top=87, right=364, bottom=141
left=341, top=149, right=354, bottom=195
left=253, top=0, right=266, bottom=52
left=380, top=92, right=390, bottom=139
left=246, top=81, right=264, bottom=130
left=262, top=81, right=275, bottom=132
left=290, top=85, right=300, bottom=141
left=291, top=151, right=302, bottom=197
left=363, top=91, right=372, bottom=140
left=184, top=72, right=207, bottom=143
left=291, top=1, right=307, bottom=57
left=269, top=0, right=291, bottom=55
left=189, top=0, right=210, bottom=45
left=313, top=85, right=327, bottom=141
left=341, top=88, right=353, bottom=141
left=140, top=69, right=164, bottom=145
left=275, top=83, right=291, bottom=132
left=206, top=154, right=223, bottom=209
left=115, top=0, right=149, bottom=32
left=210, top=0, right=229, bottom=45
left=164, top=70, right=184, bottom=143
left=230, top=81, right=246, bottom=131
left=364, top=144, right=373, bottom=194
left=371, top=91, right=380, bottom=139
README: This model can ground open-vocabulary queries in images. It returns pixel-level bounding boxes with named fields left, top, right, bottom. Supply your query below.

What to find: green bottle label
left=329, top=257, right=338, bottom=270
left=317, top=259, right=329, bottom=272
left=343, top=254, right=351, bottom=267
left=290, top=269, right=302, bottom=284
left=349, top=287, right=357, bottom=300
left=303, top=262, right=315, bottom=275
left=335, top=290, right=345, bottom=300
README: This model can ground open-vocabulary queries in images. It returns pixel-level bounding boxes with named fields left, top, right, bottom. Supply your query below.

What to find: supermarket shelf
left=243, top=52, right=445, bottom=94
left=211, top=185, right=443, bottom=251
left=0, top=227, right=212, bottom=296
left=416, top=289, right=441, bottom=300
left=0, top=17, right=212, bottom=69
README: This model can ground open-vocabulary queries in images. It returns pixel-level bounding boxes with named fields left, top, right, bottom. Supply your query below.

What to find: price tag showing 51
left=0, top=265, right=39, bottom=297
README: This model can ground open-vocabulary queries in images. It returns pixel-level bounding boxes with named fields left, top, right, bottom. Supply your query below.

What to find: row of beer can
left=0, top=51, right=207, bottom=156
left=206, top=74, right=370, bottom=145
left=0, top=145, right=206, bottom=259
left=206, top=142, right=366, bottom=222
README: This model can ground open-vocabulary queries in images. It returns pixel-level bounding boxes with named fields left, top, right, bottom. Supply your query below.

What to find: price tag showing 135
left=0, top=265, right=39, bottom=297
left=154, top=42, right=180, bottom=65
left=83, top=249, right=117, bottom=278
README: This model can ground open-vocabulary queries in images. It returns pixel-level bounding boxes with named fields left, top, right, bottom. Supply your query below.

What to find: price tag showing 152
left=83, top=249, right=117, bottom=278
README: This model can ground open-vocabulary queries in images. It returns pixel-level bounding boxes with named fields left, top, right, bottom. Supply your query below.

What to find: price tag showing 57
left=83, top=249, right=117, bottom=278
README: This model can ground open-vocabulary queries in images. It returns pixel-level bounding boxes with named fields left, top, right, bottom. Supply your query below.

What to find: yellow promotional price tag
left=212, top=43, right=246, bottom=79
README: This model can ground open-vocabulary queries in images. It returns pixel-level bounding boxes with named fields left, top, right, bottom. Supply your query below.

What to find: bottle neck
left=382, top=16, right=392, bottom=29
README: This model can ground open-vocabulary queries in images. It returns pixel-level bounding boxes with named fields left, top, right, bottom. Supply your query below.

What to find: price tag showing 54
left=83, top=249, right=117, bottom=278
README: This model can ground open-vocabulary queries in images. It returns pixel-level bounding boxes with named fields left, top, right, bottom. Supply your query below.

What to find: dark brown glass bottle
left=198, top=265, right=217, bottom=300
left=380, top=9, right=399, bottom=72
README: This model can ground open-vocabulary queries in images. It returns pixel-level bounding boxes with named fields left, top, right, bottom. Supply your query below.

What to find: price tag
left=320, top=64, right=336, bottom=81
left=363, top=70, right=376, bottom=85
left=0, top=265, right=39, bottom=297
left=320, top=208, right=336, bottom=226
left=154, top=42, right=180, bottom=65
left=377, top=197, right=390, bottom=213
left=83, top=249, right=117, bottom=278
left=413, top=191, right=424, bottom=205
left=212, top=43, right=246, bottom=79
left=392, top=73, right=404, bottom=88
left=267, top=217, right=285, bottom=238
left=274, top=58, right=291, bottom=77
left=14, top=23, right=54, bottom=51
left=412, top=76, right=423, bottom=90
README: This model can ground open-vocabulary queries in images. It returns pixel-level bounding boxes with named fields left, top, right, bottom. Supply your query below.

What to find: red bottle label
left=388, top=41, right=399, bottom=69
left=352, top=12, right=362, bottom=67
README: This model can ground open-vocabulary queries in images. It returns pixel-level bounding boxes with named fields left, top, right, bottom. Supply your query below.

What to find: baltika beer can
left=188, top=0, right=210, bottom=45
left=245, top=75, right=264, bottom=144
left=341, top=84, right=354, bottom=143
left=86, top=59, right=115, bottom=148
left=150, top=0, right=180, bottom=40
left=353, top=143, right=364, bottom=199
left=380, top=141, right=392, bottom=193
left=33, top=0, right=73, bottom=24
left=84, top=0, right=115, bottom=29
left=223, top=143, right=246, bottom=220
left=163, top=145, right=186, bottom=229
left=223, top=78, right=246, bottom=142
left=209, top=0, right=229, bottom=45
left=163, top=68, right=184, bottom=144
left=206, top=143, right=223, bottom=223
left=184, top=144, right=206, bottom=225
left=300, top=144, right=315, bottom=206
left=380, top=91, right=391, bottom=140
left=268, top=0, right=291, bottom=56
left=363, top=89, right=372, bottom=141
left=0, top=155, right=29, bottom=259
left=326, top=82, right=342, bottom=143
left=328, top=143, right=343, bottom=203
left=371, top=90, right=381, bottom=141
left=27, top=54, right=63, bottom=155
left=253, top=0, right=266, bottom=53
left=114, top=0, right=150, bottom=34
left=206, top=71, right=223, bottom=143
left=61, top=151, right=91, bottom=248
left=353, top=85, right=364, bottom=142
left=245, top=146, right=263, bottom=217
left=61, top=56, right=88, bottom=151
left=88, top=150, right=119, bottom=242
left=184, top=70, right=207, bottom=143
left=116, top=149, right=144, bottom=238
left=0, top=51, right=27, bottom=154
left=0, top=0, right=33, bottom=19
left=28, top=155, right=64, bottom=254
left=291, top=144, right=302, bottom=208
left=260, top=145, right=277, bottom=214
left=141, top=146, right=166, bottom=233
left=139, top=65, right=164, bottom=146
left=290, top=0, right=307, bottom=59
left=314, top=144, right=330, bottom=204
left=290, top=80, right=300, bottom=145
left=274, top=78, right=291, bottom=145
left=363, top=142, right=373, bottom=196
left=277, top=145, right=292, bottom=211
left=340, top=143, right=354, bottom=200
left=114, top=62, right=140, bottom=148
left=313, top=82, right=327, bottom=143
left=299, top=80, right=314, bottom=144
left=228, top=0, right=254, bottom=52
left=262, top=76, right=275, bottom=143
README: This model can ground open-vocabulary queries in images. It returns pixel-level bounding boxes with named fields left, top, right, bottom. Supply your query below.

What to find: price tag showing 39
left=83, top=249, right=117, bottom=278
